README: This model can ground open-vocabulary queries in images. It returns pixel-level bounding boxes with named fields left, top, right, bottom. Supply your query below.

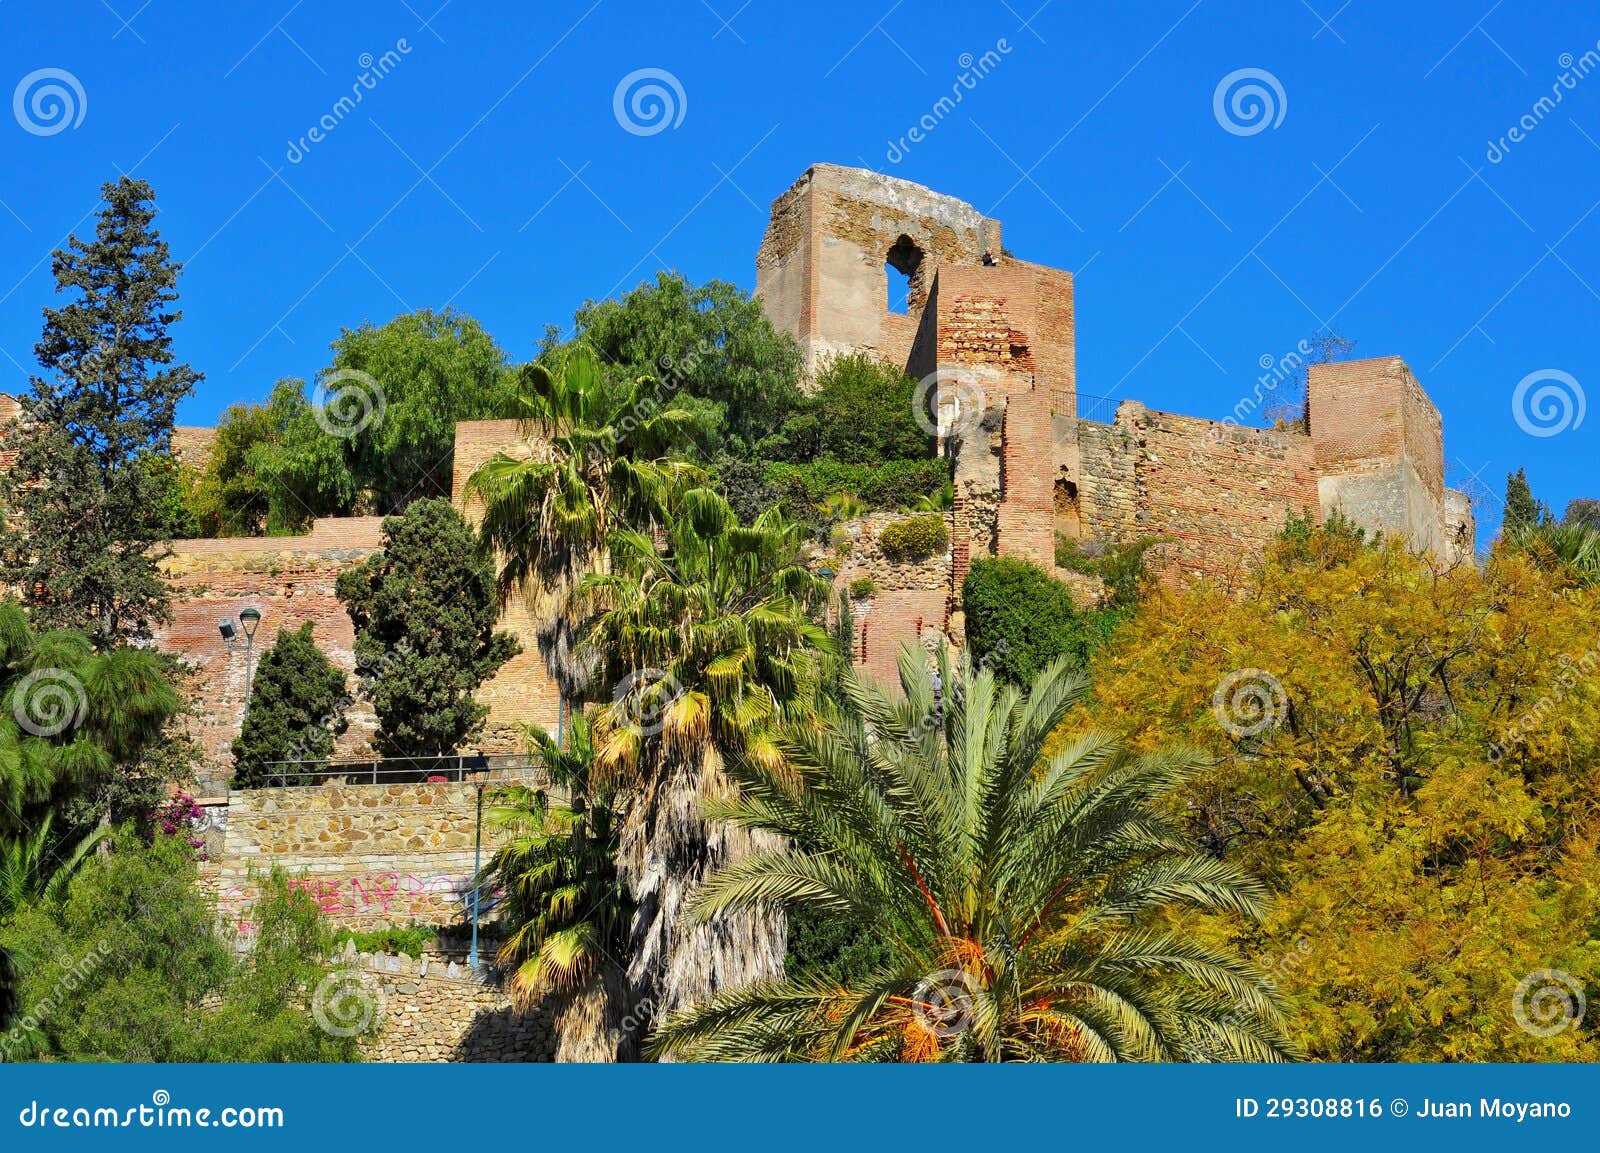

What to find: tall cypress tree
left=1, top=177, right=201, bottom=647
left=1503, top=468, right=1547, bottom=534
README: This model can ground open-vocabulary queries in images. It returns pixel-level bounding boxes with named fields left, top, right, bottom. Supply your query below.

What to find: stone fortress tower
left=20, top=162, right=1473, bottom=780
left=755, top=163, right=1475, bottom=681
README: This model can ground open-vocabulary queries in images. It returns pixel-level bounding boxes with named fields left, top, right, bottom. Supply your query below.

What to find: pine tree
left=1503, top=468, right=1547, bottom=534
left=231, top=623, right=349, bottom=788
left=0, top=177, right=201, bottom=648
left=336, top=498, right=518, bottom=758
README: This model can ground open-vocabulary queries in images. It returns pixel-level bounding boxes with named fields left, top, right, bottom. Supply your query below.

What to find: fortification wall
left=828, top=511, right=952, bottom=687
left=157, top=518, right=386, bottom=794
left=756, top=165, right=1475, bottom=588
left=757, top=164, right=1000, bottom=372
left=451, top=419, right=566, bottom=745
left=1131, top=406, right=1320, bottom=578
left=155, top=418, right=568, bottom=792
left=213, top=780, right=516, bottom=934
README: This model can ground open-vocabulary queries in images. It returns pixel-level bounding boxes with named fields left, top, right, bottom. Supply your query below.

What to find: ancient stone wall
left=156, top=418, right=568, bottom=792
left=214, top=781, right=509, bottom=934
left=757, top=164, right=1001, bottom=373
left=1130, top=406, right=1320, bottom=579
left=451, top=419, right=567, bottom=746
left=828, top=511, right=952, bottom=687
left=1075, top=410, right=1140, bottom=543
left=157, top=518, right=386, bottom=794
left=756, top=164, right=1475, bottom=596
left=355, top=948, right=557, bottom=1062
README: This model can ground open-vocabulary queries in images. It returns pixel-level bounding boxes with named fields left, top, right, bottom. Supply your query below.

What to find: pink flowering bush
left=148, top=793, right=208, bottom=860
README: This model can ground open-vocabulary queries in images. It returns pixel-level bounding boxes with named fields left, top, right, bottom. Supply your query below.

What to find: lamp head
left=217, top=618, right=237, bottom=642
left=238, top=607, right=262, bottom=639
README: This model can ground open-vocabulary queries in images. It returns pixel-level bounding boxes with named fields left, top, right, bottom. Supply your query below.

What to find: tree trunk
left=551, top=963, right=630, bottom=1062
left=610, top=747, right=786, bottom=1060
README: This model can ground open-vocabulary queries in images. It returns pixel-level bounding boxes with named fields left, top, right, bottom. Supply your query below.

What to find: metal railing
left=256, top=752, right=544, bottom=788
left=1074, top=392, right=1123, bottom=425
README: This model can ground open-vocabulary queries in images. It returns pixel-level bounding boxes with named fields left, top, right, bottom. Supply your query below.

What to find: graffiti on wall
left=221, top=871, right=471, bottom=934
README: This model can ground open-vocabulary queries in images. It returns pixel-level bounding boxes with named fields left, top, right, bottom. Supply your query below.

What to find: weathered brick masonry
left=755, top=164, right=1476, bottom=663
left=159, top=518, right=386, bottom=794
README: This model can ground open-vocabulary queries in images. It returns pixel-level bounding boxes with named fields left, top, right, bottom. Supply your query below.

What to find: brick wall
left=1132, top=408, right=1319, bottom=578
left=157, top=518, right=386, bottom=793
left=451, top=419, right=566, bottom=746
left=828, top=511, right=953, bottom=688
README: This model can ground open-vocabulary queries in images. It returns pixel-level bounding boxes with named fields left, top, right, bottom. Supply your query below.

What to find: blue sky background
left=2, top=0, right=1597, bottom=543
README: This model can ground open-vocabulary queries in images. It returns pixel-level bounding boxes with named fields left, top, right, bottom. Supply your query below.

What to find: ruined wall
left=157, top=518, right=386, bottom=794
left=1131, top=407, right=1320, bottom=579
left=756, top=164, right=1000, bottom=373
left=828, top=511, right=952, bottom=687
left=171, top=425, right=216, bottom=471
left=1308, top=357, right=1473, bottom=561
left=1075, top=410, right=1140, bottom=544
left=214, top=780, right=513, bottom=934
left=929, top=261, right=1076, bottom=577
left=451, top=419, right=566, bottom=747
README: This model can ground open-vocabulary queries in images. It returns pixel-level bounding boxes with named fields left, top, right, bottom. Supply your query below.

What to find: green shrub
left=848, top=576, right=877, bottom=598
left=764, top=458, right=949, bottom=519
left=963, top=556, right=1127, bottom=684
left=787, top=352, right=931, bottom=464
left=231, top=622, right=349, bottom=788
left=332, top=924, right=437, bottom=956
left=1054, top=534, right=1168, bottom=609
left=878, top=515, right=949, bottom=562
left=713, top=454, right=781, bottom=526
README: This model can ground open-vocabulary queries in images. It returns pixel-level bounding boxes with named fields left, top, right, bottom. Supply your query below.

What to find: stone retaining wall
left=349, top=949, right=556, bottom=1062
left=216, top=781, right=524, bottom=933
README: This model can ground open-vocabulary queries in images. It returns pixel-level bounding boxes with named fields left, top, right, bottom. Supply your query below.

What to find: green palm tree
left=463, top=344, right=702, bottom=694
left=1507, top=521, right=1600, bottom=587
left=649, top=645, right=1297, bottom=1062
left=1, top=816, right=112, bottom=1027
left=0, top=600, right=178, bottom=1028
left=577, top=488, right=834, bottom=1058
left=482, top=711, right=630, bottom=1058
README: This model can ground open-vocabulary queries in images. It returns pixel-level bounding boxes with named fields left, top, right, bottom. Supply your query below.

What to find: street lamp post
left=219, top=607, right=265, bottom=709
left=469, top=781, right=484, bottom=973
left=238, top=607, right=262, bottom=698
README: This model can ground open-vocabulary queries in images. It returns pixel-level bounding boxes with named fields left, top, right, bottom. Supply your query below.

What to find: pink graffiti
left=220, top=873, right=468, bottom=933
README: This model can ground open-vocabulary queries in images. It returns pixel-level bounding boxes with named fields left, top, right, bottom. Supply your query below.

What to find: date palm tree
left=649, top=645, right=1297, bottom=1062
left=463, top=343, right=702, bottom=694
left=577, top=488, right=834, bottom=1058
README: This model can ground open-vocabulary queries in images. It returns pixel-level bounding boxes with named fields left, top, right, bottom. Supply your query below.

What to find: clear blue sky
left=4, top=0, right=1597, bottom=541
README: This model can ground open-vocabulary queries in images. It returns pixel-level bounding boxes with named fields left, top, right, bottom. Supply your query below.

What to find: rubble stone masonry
left=755, top=163, right=1476, bottom=661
